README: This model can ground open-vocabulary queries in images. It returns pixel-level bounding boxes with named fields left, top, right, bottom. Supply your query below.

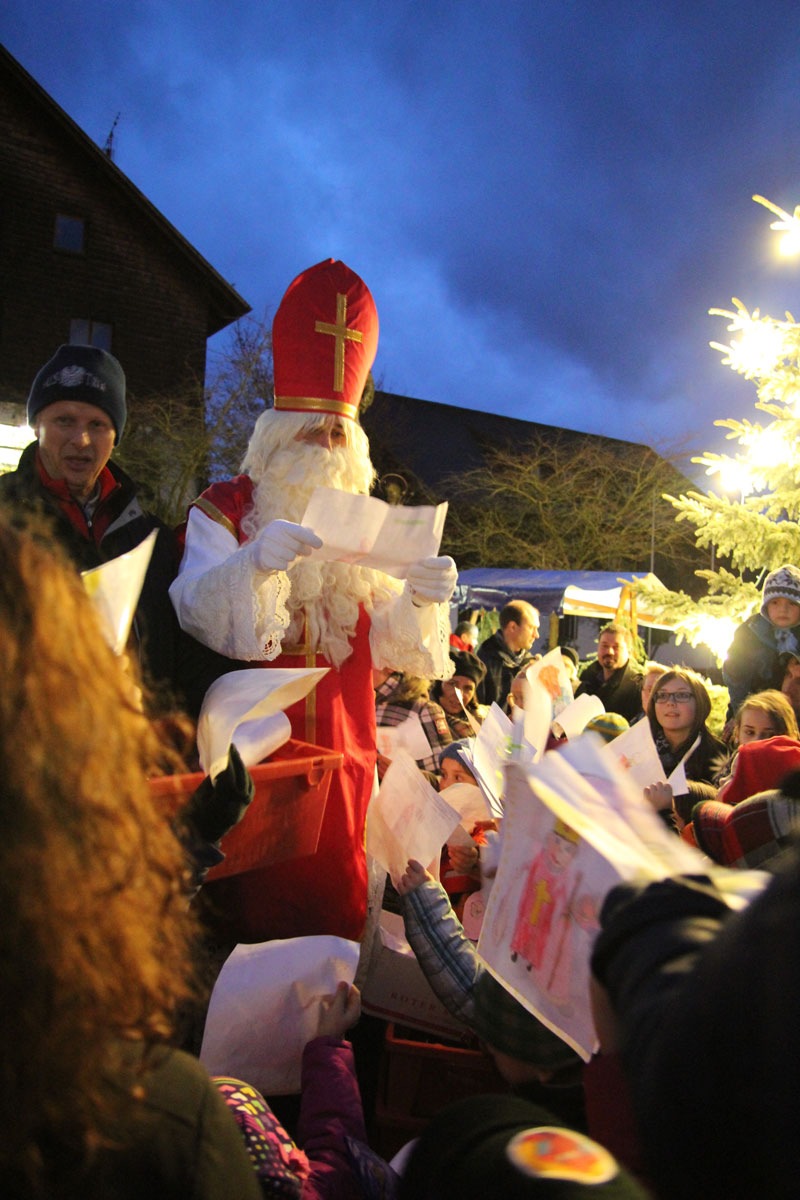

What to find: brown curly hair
left=0, top=513, right=198, bottom=1193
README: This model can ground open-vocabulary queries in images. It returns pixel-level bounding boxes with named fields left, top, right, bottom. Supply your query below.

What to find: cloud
left=4, top=0, right=800, bottom=464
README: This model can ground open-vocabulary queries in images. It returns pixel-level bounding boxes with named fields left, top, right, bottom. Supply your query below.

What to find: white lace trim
left=370, top=584, right=454, bottom=679
left=253, top=563, right=293, bottom=660
left=177, top=544, right=291, bottom=660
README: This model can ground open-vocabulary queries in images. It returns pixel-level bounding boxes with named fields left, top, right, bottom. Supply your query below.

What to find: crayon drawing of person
left=510, top=818, right=593, bottom=1008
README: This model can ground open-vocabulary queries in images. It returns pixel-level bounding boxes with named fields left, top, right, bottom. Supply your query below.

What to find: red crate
left=373, top=1022, right=508, bottom=1158
left=150, top=738, right=342, bottom=876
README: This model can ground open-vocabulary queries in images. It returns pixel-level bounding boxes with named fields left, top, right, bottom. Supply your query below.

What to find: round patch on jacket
left=506, top=1126, right=619, bottom=1184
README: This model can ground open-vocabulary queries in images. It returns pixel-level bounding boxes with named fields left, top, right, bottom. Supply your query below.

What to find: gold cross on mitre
left=315, top=293, right=364, bottom=393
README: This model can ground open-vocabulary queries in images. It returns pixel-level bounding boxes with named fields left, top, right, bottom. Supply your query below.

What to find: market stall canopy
left=454, top=569, right=675, bottom=631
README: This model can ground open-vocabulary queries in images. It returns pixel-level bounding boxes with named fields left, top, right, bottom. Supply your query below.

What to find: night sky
left=4, top=1, right=800, bottom=473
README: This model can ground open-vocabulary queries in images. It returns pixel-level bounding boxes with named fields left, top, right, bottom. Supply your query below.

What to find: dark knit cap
left=472, top=972, right=581, bottom=1072
left=27, top=345, right=127, bottom=443
left=761, top=565, right=800, bottom=619
left=449, top=649, right=487, bottom=685
left=397, top=1094, right=649, bottom=1200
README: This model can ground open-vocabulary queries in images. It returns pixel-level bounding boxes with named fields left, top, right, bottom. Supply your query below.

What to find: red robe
left=195, top=477, right=377, bottom=942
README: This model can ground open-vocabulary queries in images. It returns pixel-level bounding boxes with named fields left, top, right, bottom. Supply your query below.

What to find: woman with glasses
left=647, top=668, right=726, bottom=786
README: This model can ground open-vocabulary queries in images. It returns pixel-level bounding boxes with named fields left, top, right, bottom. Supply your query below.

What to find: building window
left=69, top=319, right=112, bottom=351
left=54, top=214, right=85, bottom=254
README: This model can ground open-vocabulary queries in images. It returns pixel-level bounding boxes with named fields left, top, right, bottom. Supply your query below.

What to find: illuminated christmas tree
left=636, top=195, right=800, bottom=662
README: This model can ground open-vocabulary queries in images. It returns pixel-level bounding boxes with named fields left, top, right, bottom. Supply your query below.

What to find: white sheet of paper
left=453, top=687, right=482, bottom=735
left=440, top=781, right=493, bottom=830
left=301, top=487, right=447, bottom=578
left=525, top=647, right=575, bottom=718
left=552, top=693, right=605, bottom=739
left=81, top=529, right=157, bottom=654
left=521, top=671, right=554, bottom=761
left=366, top=750, right=463, bottom=884
left=468, top=703, right=513, bottom=817
left=199, top=935, right=359, bottom=1095
left=478, top=738, right=766, bottom=1062
left=666, top=736, right=699, bottom=794
left=478, top=762, right=624, bottom=1060
left=376, top=711, right=432, bottom=763
left=603, top=715, right=667, bottom=790
left=479, top=749, right=699, bottom=1061
left=534, top=735, right=707, bottom=876
left=197, top=667, right=328, bottom=779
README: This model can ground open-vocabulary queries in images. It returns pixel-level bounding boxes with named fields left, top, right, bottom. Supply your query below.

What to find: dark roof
left=362, top=389, right=662, bottom=497
left=0, top=43, right=250, bottom=335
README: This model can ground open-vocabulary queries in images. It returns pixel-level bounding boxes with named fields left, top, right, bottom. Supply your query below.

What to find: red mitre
left=272, top=258, right=379, bottom=421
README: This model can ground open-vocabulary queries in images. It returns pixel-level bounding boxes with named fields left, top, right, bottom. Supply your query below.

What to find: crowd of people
left=6, top=256, right=800, bottom=1198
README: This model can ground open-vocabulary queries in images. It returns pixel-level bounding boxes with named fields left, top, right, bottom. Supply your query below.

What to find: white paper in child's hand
left=525, top=647, right=575, bottom=719
left=552, top=693, right=604, bottom=739
left=521, top=672, right=554, bottom=761
left=197, top=667, right=328, bottom=779
left=81, top=529, right=157, bottom=654
left=199, top=936, right=359, bottom=1095
left=300, top=487, right=447, bottom=578
left=469, top=704, right=513, bottom=817
left=366, top=750, right=462, bottom=884
left=602, top=714, right=667, bottom=790
left=441, top=781, right=493, bottom=830
left=376, top=711, right=432, bottom=763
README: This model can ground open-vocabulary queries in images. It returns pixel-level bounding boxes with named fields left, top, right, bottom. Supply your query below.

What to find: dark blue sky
left=4, top=1, right=800, bottom=471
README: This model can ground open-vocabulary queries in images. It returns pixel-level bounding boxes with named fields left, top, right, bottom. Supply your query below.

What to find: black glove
left=184, top=743, right=255, bottom=845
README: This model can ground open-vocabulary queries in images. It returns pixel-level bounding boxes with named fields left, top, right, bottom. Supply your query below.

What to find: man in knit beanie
left=0, top=344, right=182, bottom=706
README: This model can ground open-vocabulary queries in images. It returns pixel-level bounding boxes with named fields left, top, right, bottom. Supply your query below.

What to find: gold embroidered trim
left=273, top=395, right=357, bottom=419
left=193, top=496, right=237, bottom=539
left=315, top=292, right=364, bottom=392
left=283, top=622, right=317, bottom=742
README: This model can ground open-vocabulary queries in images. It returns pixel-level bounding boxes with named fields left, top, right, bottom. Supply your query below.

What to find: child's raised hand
left=396, top=858, right=432, bottom=895
left=315, top=981, right=361, bottom=1040
left=643, top=781, right=673, bottom=814
left=446, top=840, right=480, bottom=875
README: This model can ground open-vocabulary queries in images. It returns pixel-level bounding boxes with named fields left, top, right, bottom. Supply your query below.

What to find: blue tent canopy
left=454, top=568, right=657, bottom=624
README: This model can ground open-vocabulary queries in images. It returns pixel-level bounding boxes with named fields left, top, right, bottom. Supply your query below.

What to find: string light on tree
left=633, top=194, right=800, bottom=662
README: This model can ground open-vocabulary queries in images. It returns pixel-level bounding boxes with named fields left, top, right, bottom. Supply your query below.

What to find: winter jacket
left=591, top=866, right=793, bottom=1200
left=476, top=630, right=535, bottom=709
left=575, top=659, right=645, bottom=722
left=723, top=611, right=799, bottom=719
left=0, top=441, right=182, bottom=704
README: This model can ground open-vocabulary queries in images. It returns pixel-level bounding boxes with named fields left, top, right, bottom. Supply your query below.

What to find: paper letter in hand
left=366, top=750, right=462, bottom=884
left=200, top=935, right=359, bottom=1095
left=81, top=529, right=157, bottom=655
left=197, top=666, right=328, bottom=780
left=301, top=487, right=447, bottom=578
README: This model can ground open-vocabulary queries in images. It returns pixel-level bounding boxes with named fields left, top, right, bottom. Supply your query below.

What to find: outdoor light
left=693, top=615, right=739, bottom=663
left=753, top=193, right=800, bottom=259
left=710, top=300, right=787, bottom=380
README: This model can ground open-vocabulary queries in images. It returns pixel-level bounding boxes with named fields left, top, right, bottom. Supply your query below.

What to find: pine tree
left=635, top=195, right=800, bottom=661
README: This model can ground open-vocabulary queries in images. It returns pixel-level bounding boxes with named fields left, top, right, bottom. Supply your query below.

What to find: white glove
left=407, top=555, right=457, bottom=606
left=251, top=520, right=322, bottom=573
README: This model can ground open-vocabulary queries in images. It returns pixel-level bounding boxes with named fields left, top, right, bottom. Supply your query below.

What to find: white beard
left=241, top=426, right=396, bottom=667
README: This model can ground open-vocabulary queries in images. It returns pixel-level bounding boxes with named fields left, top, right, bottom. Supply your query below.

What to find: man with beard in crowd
left=170, top=259, right=456, bottom=942
left=575, top=622, right=644, bottom=722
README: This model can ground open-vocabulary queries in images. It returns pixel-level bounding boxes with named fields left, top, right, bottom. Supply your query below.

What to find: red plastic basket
left=150, top=738, right=342, bottom=877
